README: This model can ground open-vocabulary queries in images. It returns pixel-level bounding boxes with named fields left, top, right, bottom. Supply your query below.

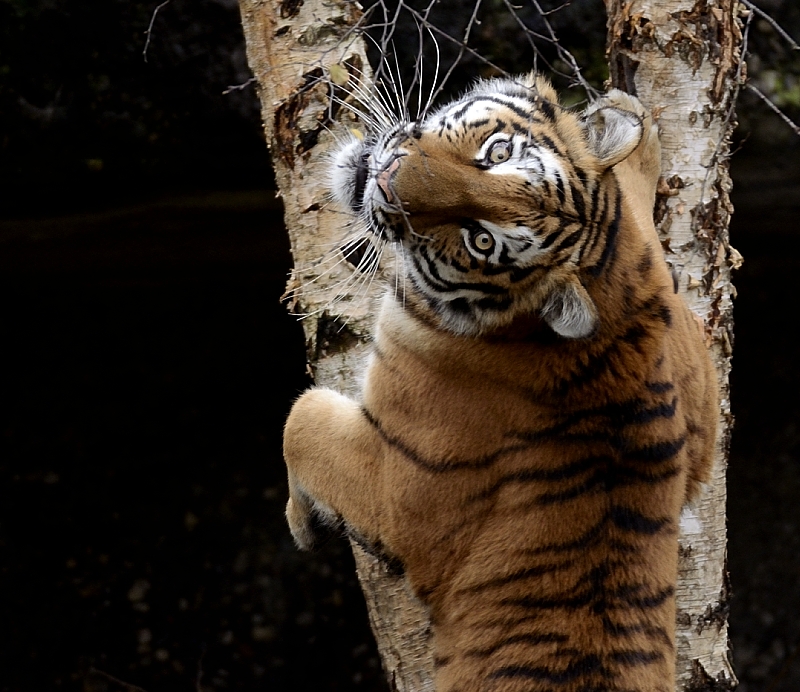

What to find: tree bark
left=239, top=1, right=743, bottom=689
left=605, top=0, right=742, bottom=689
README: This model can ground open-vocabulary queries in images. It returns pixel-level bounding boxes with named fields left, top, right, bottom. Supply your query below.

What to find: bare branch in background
left=740, top=0, right=799, bottom=52
left=747, top=83, right=800, bottom=135
left=143, top=0, right=171, bottom=63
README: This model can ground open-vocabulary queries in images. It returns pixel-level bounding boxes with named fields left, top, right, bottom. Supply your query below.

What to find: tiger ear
left=582, top=103, right=643, bottom=169
left=541, top=279, right=598, bottom=339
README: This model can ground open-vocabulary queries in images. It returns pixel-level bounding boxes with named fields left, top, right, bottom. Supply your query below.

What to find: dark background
left=1, top=1, right=799, bottom=691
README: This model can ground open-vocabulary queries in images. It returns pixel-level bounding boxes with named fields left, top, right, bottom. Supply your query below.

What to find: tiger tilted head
left=330, top=73, right=659, bottom=339
left=283, top=72, right=717, bottom=692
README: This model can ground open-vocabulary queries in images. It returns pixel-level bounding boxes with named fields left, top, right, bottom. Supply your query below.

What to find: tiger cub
left=283, top=73, right=717, bottom=692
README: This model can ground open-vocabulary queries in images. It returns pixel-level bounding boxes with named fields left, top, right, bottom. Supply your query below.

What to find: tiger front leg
left=283, top=388, right=385, bottom=551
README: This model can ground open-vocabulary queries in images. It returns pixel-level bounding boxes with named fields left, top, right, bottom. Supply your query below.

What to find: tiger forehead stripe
left=430, top=94, right=536, bottom=130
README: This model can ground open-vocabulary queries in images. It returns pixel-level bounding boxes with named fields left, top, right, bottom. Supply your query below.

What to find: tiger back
left=283, top=73, right=718, bottom=692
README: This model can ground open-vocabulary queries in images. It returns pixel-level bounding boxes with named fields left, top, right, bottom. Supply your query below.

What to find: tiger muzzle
left=376, top=156, right=403, bottom=205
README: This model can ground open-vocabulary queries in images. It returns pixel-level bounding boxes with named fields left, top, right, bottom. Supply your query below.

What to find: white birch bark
left=606, top=0, right=743, bottom=688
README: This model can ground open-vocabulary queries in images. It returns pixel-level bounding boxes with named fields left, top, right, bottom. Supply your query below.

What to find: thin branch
left=748, top=83, right=800, bottom=136
left=739, top=0, right=799, bottom=51
left=222, top=77, right=256, bottom=95
left=143, top=1, right=171, bottom=63
left=88, top=668, right=149, bottom=692
left=528, top=0, right=597, bottom=95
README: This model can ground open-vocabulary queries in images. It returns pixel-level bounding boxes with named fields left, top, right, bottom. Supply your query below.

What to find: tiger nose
left=376, top=157, right=402, bottom=204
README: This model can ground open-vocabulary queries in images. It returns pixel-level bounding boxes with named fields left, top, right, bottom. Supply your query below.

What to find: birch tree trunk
left=605, top=0, right=743, bottom=689
left=239, top=1, right=742, bottom=689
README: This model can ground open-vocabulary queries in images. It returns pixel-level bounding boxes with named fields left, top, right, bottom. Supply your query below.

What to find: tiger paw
left=285, top=489, right=340, bottom=551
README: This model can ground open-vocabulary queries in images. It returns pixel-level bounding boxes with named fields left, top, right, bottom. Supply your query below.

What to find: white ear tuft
left=541, top=280, right=598, bottom=339
left=582, top=104, right=643, bottom=169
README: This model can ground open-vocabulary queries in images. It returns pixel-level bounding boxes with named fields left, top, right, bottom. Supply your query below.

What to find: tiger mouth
left=352, top=150, right=370, bottom=212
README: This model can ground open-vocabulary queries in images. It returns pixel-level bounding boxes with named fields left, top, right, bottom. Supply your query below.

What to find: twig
left=748, top=83, right=800, bottom=136
left=222, top=77, right=256, bottom=95
left=529, top=0, right=597, bottom=95
left=143, top=1, right=171, bottom=63
left=87, top=668, right=149, bottom=692
left=739, top=0, right=799, bottom=51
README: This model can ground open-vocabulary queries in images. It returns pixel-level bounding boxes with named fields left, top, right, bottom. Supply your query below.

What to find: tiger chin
left=284, top=72, right=718, bottom=692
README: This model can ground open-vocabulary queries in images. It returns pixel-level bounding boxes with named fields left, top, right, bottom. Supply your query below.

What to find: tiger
left=282, top=72, right=718, bottom=692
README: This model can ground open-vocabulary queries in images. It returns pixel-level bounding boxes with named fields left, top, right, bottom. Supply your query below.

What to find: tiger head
left=331, top=73, right=650, bottom=338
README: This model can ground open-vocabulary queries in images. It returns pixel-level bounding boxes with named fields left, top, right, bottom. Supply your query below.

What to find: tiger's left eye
left=472, top=231, right=495, bottom=252
left=488, top=140, right=512, bottom=164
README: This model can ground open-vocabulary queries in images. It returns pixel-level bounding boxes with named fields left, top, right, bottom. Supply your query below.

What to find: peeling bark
left=606, top=0, right=742, bottom=688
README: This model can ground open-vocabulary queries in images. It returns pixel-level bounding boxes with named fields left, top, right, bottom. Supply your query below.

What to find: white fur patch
left=329, top=136, right=365, bottom=212
left=541, top=283, right=597, bottom=339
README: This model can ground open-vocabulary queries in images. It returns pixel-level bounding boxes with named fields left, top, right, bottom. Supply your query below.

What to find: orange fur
left=284, top=74, right=717, bottom=692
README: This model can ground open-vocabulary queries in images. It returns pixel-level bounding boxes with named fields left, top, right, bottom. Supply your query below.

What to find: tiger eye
left=473, top=232, right=494, bottom=251
left=488, top=140, right=511, bottom=164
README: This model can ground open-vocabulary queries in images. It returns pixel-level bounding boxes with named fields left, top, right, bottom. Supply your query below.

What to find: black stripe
left=458, top=561, right=574, bottom=594
left=512, top=396, right=677, bottom=444
left=587, top=190, right=621, bottom=277
left=622, top=435, right=686, bottom=463
left=450, top=95, right=532, bottom=122
left=538, top=98, right=556, bottom=121
left=468, top=454, right=615, bottom=503
left=489, top=655, right=607, bottom=683
left=554, top=170, right=567, bottom=205
left=475, top=295, right=514, bottom=311
left=533, top=463, right=680, bottom=506
left=607, top=464, right=680, bottom=486
left=646, top=381, right=674, bottom=394
left=501, top=588, right=595, bottom=612
left=539, top=220, right=569, bottom=250
left=609, top=506, right=671, bottom=535
left=508, top=262, right=544, bottom=283
left=608, top=649, right=664, bottom=665
left=412, top=252, right=508, bottom=296
left=638, top=249, right=654, bottom=275
left=580, top=183, right=604, bottom=259
left=550, top=227, right=584, bottom=256
left=612, top=585, right=675, bottom=609
left=602, top=617, right=672, bottom=646
left=466, top=632, right=568, bottom=658
left=570, top=181, right=587, bottom=221
left=522, top=518, right=608, bottom=556
left=540, top=133, right=561, bottom=156
left=361, top=407, right=532, bottom=473
left=535, top=471, right=607, bottom=505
